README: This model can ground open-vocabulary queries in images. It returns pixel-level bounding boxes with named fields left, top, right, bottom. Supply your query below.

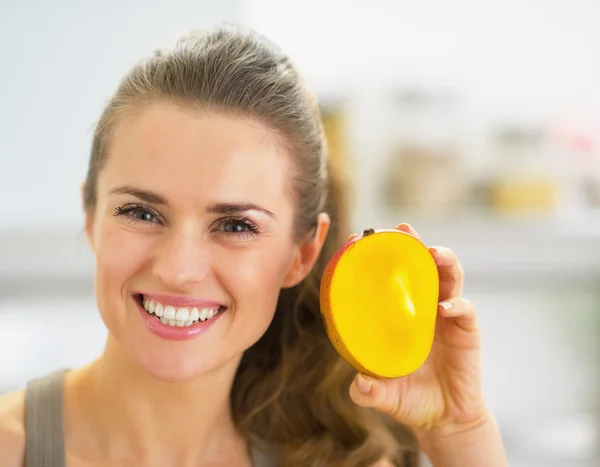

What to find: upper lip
left=138, top=292, right=226, bottom=309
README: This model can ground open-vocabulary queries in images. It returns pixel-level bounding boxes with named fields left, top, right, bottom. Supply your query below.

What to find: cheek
left=217, top=239, right=294, bottom=318
left=94, top=222, right=154, bottom=312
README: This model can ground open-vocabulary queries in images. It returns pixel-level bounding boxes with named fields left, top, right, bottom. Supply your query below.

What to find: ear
left=282, top=212, right=331, bottom=288
left=81, top=181, right=96, bottom=252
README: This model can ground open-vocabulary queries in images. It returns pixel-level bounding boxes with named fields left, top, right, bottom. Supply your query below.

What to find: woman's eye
left=217, top=218, right=260, bottom=236
left=113, top=204, right=161, bottom=225
left=129, top=209, right=157, bottom=223
left=222, top=221, right=250, bottom=233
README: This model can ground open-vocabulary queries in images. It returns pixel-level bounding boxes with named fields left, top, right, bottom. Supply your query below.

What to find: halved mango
left=320, top=228, right=439, bottom=378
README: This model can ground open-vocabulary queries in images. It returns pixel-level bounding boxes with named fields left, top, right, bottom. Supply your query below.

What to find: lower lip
left=135, top=297, right=223, bottom=341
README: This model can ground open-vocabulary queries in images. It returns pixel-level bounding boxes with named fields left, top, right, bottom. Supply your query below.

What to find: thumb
left=349, top=373, right=400, bottom=415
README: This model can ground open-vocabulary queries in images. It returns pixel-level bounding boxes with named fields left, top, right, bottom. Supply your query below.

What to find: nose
left=152, top=226, right=211, bottom=290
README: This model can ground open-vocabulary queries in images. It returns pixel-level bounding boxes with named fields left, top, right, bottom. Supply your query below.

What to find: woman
left=0, top=25, right=508, bottom=466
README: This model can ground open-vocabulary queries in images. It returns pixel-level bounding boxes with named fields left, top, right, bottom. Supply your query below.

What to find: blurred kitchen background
left=1, top=1, right=599, bottom=465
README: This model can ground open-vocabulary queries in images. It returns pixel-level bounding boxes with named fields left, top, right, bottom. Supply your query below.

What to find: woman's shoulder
left=0, top=389, right=26, bottom=467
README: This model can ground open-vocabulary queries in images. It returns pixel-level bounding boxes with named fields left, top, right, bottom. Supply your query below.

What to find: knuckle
left=462, top=297, right=476, bottom=312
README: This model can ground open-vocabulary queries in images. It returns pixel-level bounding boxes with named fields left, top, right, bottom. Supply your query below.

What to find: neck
left=65, top=336, right=248, bottom=466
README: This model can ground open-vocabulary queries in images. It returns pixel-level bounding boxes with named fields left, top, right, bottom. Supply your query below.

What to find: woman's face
left=86, top=103, right=325, bottom=381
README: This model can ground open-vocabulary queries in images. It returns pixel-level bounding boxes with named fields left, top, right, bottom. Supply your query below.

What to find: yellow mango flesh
left=320, top=230, right=439, bottom=378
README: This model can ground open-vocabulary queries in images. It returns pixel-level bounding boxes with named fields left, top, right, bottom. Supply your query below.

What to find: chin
left=136, top=350, right=226, bottom=383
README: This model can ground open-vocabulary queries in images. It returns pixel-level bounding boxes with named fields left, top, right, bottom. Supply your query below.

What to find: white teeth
left=175, top=308, right=189, bottom=321
left=163, top=306, right=176, bottom=320
left=200, top=308, right=208, bottom=321
left=142, top=296, right=222, bottom=328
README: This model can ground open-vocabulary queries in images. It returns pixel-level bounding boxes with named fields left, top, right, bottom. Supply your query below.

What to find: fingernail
left=440, top=301, right=452, bottom=311
left=430, top=246, right=444, bottom=255
left=355, top=374, right=373, bottom=394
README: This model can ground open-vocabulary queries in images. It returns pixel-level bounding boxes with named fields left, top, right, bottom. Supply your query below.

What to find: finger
left=438, top=296, right=478, bottom=333
left=395, top=223, right=421, bottom=240
left=429, top=246, right=464, bottom=299
left=349, top=373, right=402, bottom=416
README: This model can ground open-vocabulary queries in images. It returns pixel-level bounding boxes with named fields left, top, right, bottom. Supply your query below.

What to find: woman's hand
left=348, top=223, right=508, bottom=467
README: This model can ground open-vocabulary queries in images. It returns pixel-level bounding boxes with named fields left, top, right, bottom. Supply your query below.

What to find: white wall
left=244, top=0, right=600, bottom=119
left=0, top=0, right=241, bottom=229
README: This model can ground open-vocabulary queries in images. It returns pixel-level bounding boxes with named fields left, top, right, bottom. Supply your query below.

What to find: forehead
left=100, top=103, right=292, bottom=208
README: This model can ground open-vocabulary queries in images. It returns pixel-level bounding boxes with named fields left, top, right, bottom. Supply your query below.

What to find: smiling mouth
left=137, top=294, right=226, bottom=328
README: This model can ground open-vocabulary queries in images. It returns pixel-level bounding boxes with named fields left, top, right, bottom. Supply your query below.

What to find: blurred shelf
left=352, top=211, right=600, bottom=284
left=1, top=214, right=600, bottom=293
left=0, top=229, right=92, bottom=280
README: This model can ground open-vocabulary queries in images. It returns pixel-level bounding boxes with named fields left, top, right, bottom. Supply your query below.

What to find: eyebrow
left=206, top=202, right=276, bottom=219
left=108, top=186, right=168, bottom=205
left=108, top=186, right=276, bottom=218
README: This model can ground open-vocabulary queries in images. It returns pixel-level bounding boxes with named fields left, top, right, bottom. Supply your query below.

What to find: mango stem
left=362, top=228, right=375, bottom=237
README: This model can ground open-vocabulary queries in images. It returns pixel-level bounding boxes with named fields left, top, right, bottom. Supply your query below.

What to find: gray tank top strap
left=25, top=369, right=67, bottom=467
left=250, top=436, right=282, bottom=467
